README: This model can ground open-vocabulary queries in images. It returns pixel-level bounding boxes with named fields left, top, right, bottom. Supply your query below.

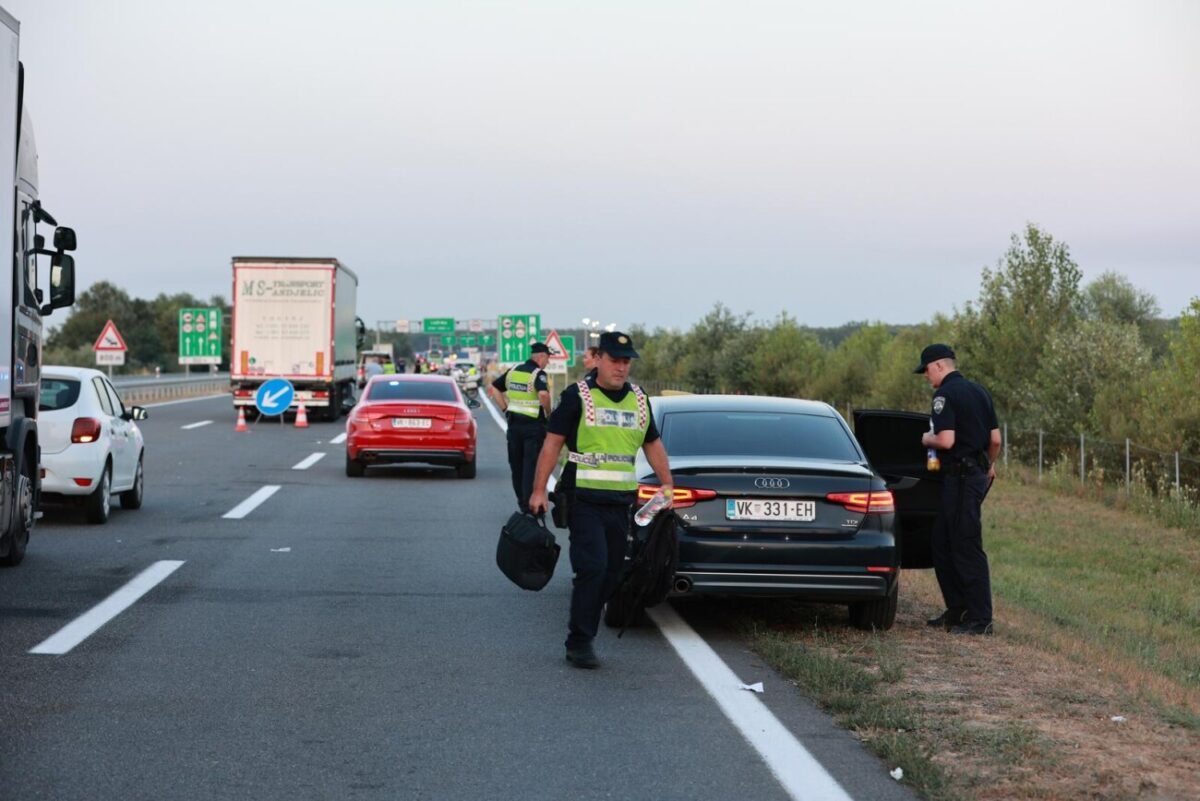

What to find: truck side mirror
left=53, top=226, right=77, bottom=252
left=355, top=317, right=367, bottom=349
left=44, top=253, right=75, bottom=314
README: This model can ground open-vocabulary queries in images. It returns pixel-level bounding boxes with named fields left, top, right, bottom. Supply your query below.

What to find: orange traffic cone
left=235, top=408, right=249, bottom=433
left=294, top=403, right=309, bottom=428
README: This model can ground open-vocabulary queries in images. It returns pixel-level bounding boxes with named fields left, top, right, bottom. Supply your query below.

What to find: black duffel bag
left=496, top=512, right=561, bottom=591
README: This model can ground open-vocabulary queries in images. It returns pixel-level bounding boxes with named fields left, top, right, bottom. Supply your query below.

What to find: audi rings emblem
left=754, top=477, right=790, bottom=489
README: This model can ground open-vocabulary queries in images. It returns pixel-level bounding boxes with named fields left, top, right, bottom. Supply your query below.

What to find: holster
left=550, top=489, right=571, bottom=529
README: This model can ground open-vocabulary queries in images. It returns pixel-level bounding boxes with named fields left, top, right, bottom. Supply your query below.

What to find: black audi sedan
left=631, top=394, right=938, bottom=630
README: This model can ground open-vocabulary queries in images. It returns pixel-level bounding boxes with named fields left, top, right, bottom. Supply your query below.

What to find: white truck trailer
left=230, top=257, right=361, bottom=421
left=0, top=6, right=78, bottom=566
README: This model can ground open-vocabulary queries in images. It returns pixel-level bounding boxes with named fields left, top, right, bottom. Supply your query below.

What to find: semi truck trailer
left=230, top=257, right=360, bottom=421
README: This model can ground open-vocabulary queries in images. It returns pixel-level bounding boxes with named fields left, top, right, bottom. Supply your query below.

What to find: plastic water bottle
left=634, top=488, right=671, bottom=526
left=926, top=421, right=941, bottom=472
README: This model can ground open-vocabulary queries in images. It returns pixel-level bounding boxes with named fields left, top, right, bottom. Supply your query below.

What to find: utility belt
left=943, top=451, right=990, bottom=476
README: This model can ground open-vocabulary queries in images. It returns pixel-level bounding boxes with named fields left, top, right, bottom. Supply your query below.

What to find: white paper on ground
left=739, top=682, right=764, bottom=693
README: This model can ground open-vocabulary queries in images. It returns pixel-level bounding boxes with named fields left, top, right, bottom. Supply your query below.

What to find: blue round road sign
left=255, top=378, right=295, bottom=417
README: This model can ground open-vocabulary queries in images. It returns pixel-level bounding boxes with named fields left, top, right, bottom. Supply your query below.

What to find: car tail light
left=867, top=566, right=896, bottom=574
left=313, top=391, right=329, bottom=399
left=233, top=389, right=253, bottom=398
left=71, top=418, right=103, bottom=444
left=825, top=491, right=895, bottom=514
left=453, top=411, right=472, bottom=429
left=73, top=478, right=93, bottom=487
left=637, top=483, right=718, bottom=509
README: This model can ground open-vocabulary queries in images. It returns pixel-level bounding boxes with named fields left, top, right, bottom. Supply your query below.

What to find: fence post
left=1080, top=432, right=1086, bottom=484
left=1003, top=423, right=1008, bottom=469
left=1125, top=438, right=1131, bottom=496
left=1038, top=430, right=1043, bottom=481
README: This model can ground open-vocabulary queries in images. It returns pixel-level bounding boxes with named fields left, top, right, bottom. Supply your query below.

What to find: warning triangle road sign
left=93, top=319, right=129, bottom=352
left=543, top=329, right=568, bottom=360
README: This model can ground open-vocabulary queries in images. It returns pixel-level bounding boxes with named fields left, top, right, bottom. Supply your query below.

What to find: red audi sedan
left=345, top=374, right=478, bottom=478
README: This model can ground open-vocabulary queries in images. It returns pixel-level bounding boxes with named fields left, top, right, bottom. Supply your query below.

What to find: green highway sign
left=561, top=334, right=576, bottom=367
left=179, top=307, right=222, bottom=365
left=498, top=313, right=540, bottom=364
left=440, top=334, right=457, bottom=346
left=481, top=334, right=495, bottom=346
left=424, top=317, right=455, bottom=334
left=460, top=335, right=478, bottom=347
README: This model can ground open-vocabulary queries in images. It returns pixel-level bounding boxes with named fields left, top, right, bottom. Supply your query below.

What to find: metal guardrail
left=111, top=373, right=230, bottom=405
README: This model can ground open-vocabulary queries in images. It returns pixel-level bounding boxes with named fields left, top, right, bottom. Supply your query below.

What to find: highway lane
left=0, top=393, right=915, bottom=801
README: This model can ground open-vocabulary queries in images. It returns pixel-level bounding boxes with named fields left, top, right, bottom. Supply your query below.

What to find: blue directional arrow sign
left=255, top=378, right=295, bottom=417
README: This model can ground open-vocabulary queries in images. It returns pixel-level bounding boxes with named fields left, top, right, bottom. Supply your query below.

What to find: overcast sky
left=7, top=0, right=1198, bottom=333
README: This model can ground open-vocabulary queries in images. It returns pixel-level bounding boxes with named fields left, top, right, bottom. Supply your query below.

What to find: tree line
left=627, top=224, right=1197, bottom=454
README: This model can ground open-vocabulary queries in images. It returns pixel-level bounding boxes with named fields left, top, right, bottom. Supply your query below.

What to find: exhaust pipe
left=673, top=576, right=693, bottom=594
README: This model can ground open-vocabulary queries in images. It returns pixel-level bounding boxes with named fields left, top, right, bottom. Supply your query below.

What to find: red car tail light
left=825, top=491, right=895, bottom=514
left=453, top=410, right=472, bottom=429
left=637, top=483, right=718, bottom=509
left=71, top=418, right=103, bottom=444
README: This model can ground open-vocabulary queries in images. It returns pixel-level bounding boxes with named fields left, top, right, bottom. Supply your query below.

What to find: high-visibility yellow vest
left=572, top=381, right=649, bottom=492
left=505, top=366, right=543, bottom=419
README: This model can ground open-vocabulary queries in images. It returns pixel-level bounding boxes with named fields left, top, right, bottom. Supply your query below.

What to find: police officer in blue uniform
left=916, top=344, right=1002, bottom=635
left=528, top=332, right=674, bottom=669
left=489, top=343, right=552, bottom=513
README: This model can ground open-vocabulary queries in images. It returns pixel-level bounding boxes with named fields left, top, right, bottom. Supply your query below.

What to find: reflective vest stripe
left=575, top=468, right=636, bottom=483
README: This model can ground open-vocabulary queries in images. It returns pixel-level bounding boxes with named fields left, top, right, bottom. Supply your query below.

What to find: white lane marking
left=142, top=393, right=228, bottom=409
left=482, top=394, right=555, bottom=490
left=181, top=420, right=213, bottom=430
left=29, top=561, right=186, bottom=656
left=222, top=485, right=281, bottom=519
left=292, top=452, right=326, bottom=470
left=481, top=391, right=847, bottom=799
left=330, top=432, right=348, bottom=445
left=648, top=604, right=854, bottom=801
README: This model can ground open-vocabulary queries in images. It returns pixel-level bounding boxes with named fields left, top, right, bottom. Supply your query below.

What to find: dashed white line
left=648, top=604, right=853, bottom=801
left=222, top=485, right=281, bottom=519
left=29, top=560, right=186, bottom=656
left=292, top=452, right=326, bottom=470
left=181, top=420, right=213, bottom=430
left=330, top=432, right=348, bottom=445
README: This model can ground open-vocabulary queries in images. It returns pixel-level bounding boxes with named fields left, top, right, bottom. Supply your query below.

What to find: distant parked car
left=39, top=367, right=148, bottom=524
left=345, top=374, right=478, bottom=479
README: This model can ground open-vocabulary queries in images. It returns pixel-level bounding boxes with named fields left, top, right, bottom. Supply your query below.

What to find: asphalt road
left=0, top=393, right=917, bottom=801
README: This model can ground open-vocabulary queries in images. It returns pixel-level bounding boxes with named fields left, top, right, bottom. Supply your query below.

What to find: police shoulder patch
left=933, top=396, right=946, bottom=414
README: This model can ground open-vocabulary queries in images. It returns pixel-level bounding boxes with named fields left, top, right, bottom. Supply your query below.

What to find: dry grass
left=717, top=477, right=1200, bottom=801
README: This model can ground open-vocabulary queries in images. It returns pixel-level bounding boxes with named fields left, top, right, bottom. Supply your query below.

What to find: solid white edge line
left=222, top=485, right=282, bottom=519
left=647, top=604, right=854, bottom=801
left=142, top=393, right=228, bottom=409
left=330, top=432, right=348, bottom=445
left=29, top=560, right=186, bottom=656
left=481, top=393, right=556, bottom=491
left=482, top=390, right=848, bottom=800
left=181, top=420, right=214, bottom=430
left=292, top=452, right=326, bottom=470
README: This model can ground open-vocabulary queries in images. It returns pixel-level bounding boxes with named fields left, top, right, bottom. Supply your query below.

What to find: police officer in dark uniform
left=916, top=344, right=1002, bottom=636
left=528, top=332, right=674, bottom=669
left=489, top=343, right=552, bottom=513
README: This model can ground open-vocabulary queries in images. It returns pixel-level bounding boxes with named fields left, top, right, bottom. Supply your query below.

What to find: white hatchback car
left=39, top=367, right=147, bottom=524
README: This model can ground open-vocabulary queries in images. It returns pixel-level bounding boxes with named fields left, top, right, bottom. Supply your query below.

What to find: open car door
left=853, top=409, right=941, bottom=569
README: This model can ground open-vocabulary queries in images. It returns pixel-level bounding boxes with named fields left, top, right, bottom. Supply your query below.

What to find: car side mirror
left=123, top=406, right=148, bottom=421
left=43, top=253, right=75, bottom=314
left=54, top=226, right=77, bottom=251
left=467, top=398, right=481, bottom=409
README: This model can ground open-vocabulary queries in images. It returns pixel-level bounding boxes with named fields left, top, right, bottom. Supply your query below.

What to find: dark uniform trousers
left=506, top=421, right=545, bottom=514
left=931, top=467, right=993, bottom=624
left=565, top=499, right=629, bottom=649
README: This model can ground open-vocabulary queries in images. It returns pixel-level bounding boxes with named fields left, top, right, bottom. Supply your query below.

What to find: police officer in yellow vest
left=529, top=332, right=673, bottom=669
left=489, top=343, right=552, bottom=513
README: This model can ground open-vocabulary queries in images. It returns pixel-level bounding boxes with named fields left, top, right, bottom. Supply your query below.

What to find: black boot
left=950, top=620, right=994, bottom=636
left=565, top=643, right=600, bottom=669
left=926, top=608, right=966, bottom=631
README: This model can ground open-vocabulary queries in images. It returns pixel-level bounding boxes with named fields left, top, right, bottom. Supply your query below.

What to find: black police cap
left=914, top=343, right=956, bottom=373
left=530, top=342, right=550, bottom=355
left=598, top=331, right=639, bottom=359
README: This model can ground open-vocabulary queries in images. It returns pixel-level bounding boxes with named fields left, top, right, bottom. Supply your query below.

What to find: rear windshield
left=661, top=411, right=861, bottom=461
left=367, top=380, right=458, bottom=403
left=40, top=378, right=82, bottom=411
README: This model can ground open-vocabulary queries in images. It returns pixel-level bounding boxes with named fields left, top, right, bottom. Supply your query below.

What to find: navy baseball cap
left=598, top=331, right=639, bottom=359
left=530, top=342, right=550, bottom=355
left=914, top=344, right=956, bottom=373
